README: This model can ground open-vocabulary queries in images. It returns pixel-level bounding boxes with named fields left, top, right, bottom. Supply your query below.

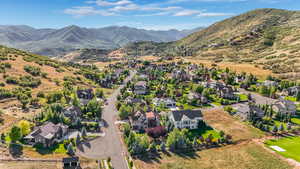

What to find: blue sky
left=0, top=0, right=299, bottom=30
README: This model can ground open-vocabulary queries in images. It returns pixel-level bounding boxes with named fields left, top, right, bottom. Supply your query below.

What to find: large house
left=187, top=92, right=208, bottom=105
left=218, top=86, right=236, bottom=100
left=272, top=99, right=297, bottom=115
left=171, top=70, right=191, bottom=81
left=285, top=86, right=300, bottom=97
left=134, top=81, right=147, bottom=95
left=169, top=110, right=203, bottom=129
left=153, top=98, right=177, bottom=109
left=24, top=122, right=68, bottom=147
left=130, top=111, right=160, bottom=132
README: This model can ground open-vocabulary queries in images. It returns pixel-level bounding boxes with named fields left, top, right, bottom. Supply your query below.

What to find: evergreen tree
left=81, top=127, right=87, bottom=139
left=9, top=126, right=22, bottom=143
left=67, top=143, right=75, bottom=156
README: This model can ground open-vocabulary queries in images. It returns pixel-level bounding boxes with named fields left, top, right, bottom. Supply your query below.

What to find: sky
left=0, top=0, right=299, bottom=30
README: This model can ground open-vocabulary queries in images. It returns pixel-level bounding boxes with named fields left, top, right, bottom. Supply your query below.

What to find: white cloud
left=64, top=6, right=116, bottom=17
left=197, top=12, right=235, bottom=17
left=173, top=9, right=201, bottom=16
left=109, top=3, right=181, bottom=12
left=109, top=4, right=139, bottom=12
left=87, top=0, right=133, bottom=6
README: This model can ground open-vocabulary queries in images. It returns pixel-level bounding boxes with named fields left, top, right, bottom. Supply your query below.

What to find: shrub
left=24, top=65, right=41, bottom=76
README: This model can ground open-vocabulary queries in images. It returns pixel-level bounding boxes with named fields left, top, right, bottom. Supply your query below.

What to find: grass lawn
left=211, top=102, right=222, bottom=106
left=285, top=96, right=297, bottom=102
left=291, top=116, right=300, bottom=125
left=265, top=136, right=300, bottom=162
left=187, top=125, right=220, bottom=141
left=239, top=94, right=248, bottom=102
left=134, top=142, right=292, bottom=169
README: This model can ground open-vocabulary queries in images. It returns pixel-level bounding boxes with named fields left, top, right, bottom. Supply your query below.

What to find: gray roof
left=171, top=110, right=202, bottom=121
left=136, top=81, right=147, bottom=86
left=26, top=122, right=67, bottom=140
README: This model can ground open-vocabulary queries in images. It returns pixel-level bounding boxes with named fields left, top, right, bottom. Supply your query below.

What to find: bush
left=24, top=65, right=41, bottom=76
left=5, top=76, right=19, bottom=84
left=18, top=76, right=41, bottom=88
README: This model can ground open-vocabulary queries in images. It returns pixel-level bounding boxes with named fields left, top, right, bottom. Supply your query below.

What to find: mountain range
left=0, top=25, right=202, bottom=56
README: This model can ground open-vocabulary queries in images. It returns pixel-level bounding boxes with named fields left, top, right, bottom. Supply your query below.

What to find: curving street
left=77, top=70, right=136, bottom=169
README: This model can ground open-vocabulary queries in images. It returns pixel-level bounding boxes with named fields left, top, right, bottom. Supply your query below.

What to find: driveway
left=77, top=70, right=136, bottom=169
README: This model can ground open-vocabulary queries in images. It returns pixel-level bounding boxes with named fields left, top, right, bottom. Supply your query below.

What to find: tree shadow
left=9, top=143, right=23, bottom=158
left=33, top=143, right=59, bottom=155
left=102, top=120, right=109, bottom=128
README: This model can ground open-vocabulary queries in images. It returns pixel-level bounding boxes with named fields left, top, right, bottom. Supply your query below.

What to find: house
left=218, top=86, right=236, bottom=100
left=285, top=86, right=300, bottom=97
left=260, top=80, right=278, bottom=87
left=171, top=70, right=191, bottom=81
left=187, top=92, right=208, bottom=105
left=235, top=75, right=245, bottom=84
left=130, top=111, right=160, bottom=132
left=202, top=81, right=225, bottom=90
left=134, top=81, right=147, bottom=95
left=248, top=104, right=265, bottom=119
left=272, top=99, right=297, bottom=115
left=130, top=111, right=146, bottom=132
left=24, top=122, right=68, bottom=147
left=125, top=97, right=146, bottom=105
left=146, top=112, right=160, bottom=128
left=169, top=110, right=203, bottom=129
left=63, top=106, right=82, bottom=122
left=153, top=98, right=177, bottom=109
left=63, top=157, right=81, bottom=169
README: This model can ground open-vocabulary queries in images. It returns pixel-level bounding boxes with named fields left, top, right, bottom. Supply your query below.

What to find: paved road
left=77, top=70, right=136, bottom=169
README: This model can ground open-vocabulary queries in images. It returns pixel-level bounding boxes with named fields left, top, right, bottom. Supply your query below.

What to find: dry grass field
left=183, top=58, right=273, bottom=80
left=202, top=109, right=265, bottom=141
left=0, top=161, right=62, bottom=169
left=134, top=141, right=292, bottom=169
left=133, top=109, right=293, bottom=169
left=0, top=159, right=99, bottom=169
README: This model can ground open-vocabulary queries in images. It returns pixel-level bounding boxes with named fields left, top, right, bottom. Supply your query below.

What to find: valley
left=0, top=5, right=300, bottom=169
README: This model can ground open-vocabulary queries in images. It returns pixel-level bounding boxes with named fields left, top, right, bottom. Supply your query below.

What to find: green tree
left=9, top=126, right=22, bottom=143
left=0, top=133, right=5, bottom=144
left=81, top=127, right=87, bottom=139
left=166, top=128, right=189, bottom=151
left=296, top=92, right=300, bottom=102
left=18, top=120, right=31, bottom=136
left=67, top=143, right=75, bottom=156
left=19, top=94, right=29, bottom=109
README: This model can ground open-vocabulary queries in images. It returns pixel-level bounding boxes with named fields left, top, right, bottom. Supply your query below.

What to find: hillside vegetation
left=0, top=45, right=106, bottom=111
left=123, top=8, right=300, bottom=80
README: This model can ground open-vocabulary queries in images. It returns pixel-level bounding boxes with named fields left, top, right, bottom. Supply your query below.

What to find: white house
left=169, top=110, right=203, bottom=129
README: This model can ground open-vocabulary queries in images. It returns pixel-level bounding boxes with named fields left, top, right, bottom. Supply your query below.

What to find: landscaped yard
left=265, top=136, right=300, bottom=162
left=285, top=96, right=297, bottom=102
left=187, top=125, right=221, bottom=140
left=22, top=143, right=68, bottom=159
left=134, top=142, right=292, bottom=169
left=238, top=94, right=248, bottom=102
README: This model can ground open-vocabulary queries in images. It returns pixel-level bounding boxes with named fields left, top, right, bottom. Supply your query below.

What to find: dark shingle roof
left=171, top=110, right=202, bottom=121
left=63, top=157, right=79, bottom=163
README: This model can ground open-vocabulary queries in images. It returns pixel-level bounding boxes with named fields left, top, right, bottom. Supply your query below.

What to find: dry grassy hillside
left=0, top=46, right=99, bottom=127
left=177, top=8, right=300, bottom=80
